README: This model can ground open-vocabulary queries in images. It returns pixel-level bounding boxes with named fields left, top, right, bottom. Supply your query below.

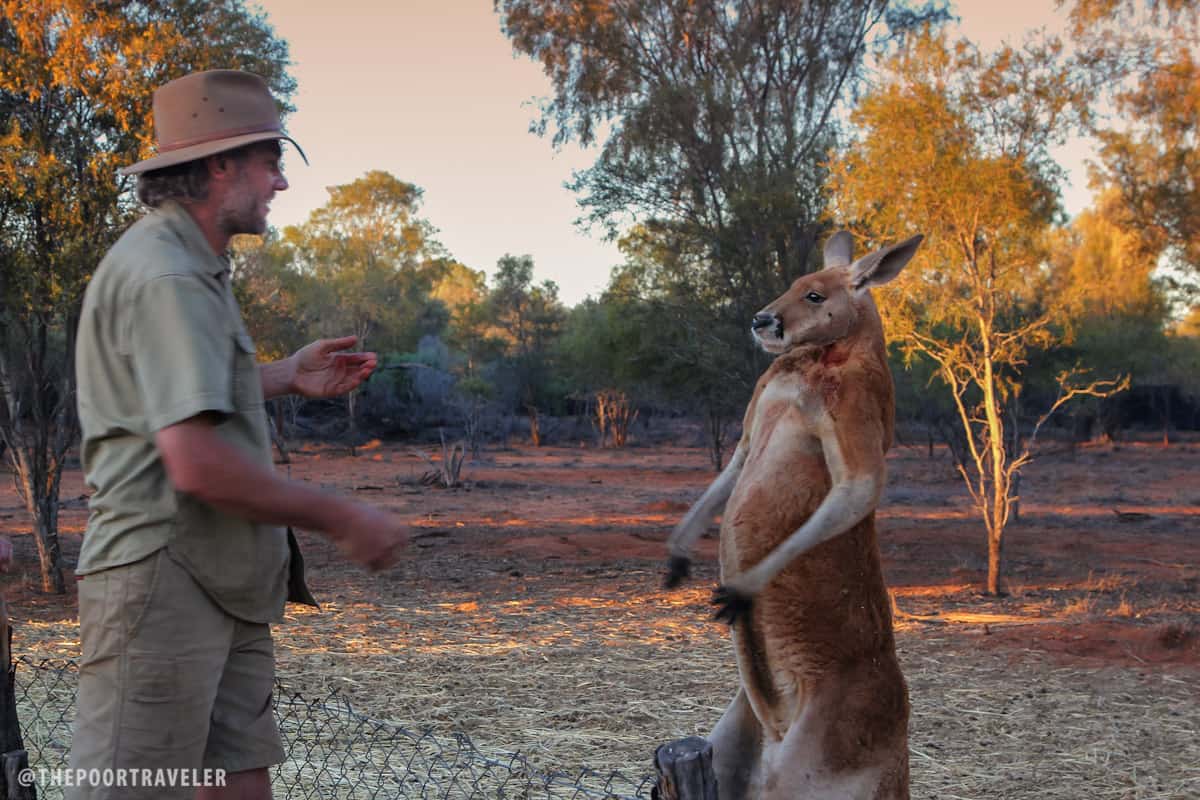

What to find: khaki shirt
left=75, top=200, right=289, bottom=624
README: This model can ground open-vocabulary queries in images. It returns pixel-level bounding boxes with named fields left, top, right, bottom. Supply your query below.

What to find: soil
left=0, top=434, right=1197, bottom=798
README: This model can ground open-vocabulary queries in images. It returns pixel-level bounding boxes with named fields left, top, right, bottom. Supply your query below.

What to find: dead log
left=652, top=737, right=717, bottom=800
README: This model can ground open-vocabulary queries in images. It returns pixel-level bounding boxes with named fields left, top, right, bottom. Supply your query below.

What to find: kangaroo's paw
left=711, top=584, right=753, bottom=626
left=663, top=555, right=692, bottom=589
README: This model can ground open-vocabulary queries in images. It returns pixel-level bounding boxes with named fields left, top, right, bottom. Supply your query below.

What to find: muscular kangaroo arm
left=667, top=444, right=746, bottom=559
left=662, top=445, right=745, bottom=588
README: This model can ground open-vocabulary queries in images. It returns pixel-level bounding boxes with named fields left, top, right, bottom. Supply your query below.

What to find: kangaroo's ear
left=849, top=234, right=924, bottom=291
left=823, top=230, right=855, bottom=269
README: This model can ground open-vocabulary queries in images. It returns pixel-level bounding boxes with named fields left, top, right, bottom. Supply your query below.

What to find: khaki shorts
left=67, top=548, right=284, bottom=799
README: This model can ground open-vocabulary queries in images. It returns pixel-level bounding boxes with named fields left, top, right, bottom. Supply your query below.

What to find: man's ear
left=849, top=234, right=924, bottom=291
left=205, top=152, right=240, bottom=181
left=823, top=230, right=855, bottom=268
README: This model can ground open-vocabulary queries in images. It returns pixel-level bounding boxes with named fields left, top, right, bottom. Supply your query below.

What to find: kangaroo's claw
left=711, top=584, right=753, bottom=626
left=663, top=555, right=692, bottom=589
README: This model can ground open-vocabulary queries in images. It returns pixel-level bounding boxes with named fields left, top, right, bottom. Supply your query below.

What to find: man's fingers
left=320, top=335, right=360, bottom=354
left=332, top=352, right=377, bottom=369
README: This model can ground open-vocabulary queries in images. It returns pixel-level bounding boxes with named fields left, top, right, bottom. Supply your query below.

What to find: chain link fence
left=13, top=657, right=656, bottom=800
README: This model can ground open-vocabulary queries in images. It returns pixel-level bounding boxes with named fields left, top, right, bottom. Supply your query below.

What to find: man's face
left=215, top=144, right=288, bottom=237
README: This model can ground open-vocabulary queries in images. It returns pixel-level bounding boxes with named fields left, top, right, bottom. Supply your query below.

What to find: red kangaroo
left=664, top=231, right=924, bottom=800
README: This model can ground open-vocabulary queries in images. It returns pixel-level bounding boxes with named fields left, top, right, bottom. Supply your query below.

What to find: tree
left=827, top=30, right=1124, bottom=595
left=498, top=0, right=947, bottom=282
left=282, top=171, right=448, bottom=443
left=1067, top=0, right=1199, bottom=277
left=497, top=0, right=950, bottom=457
left=486, top=254, right=566, bottom=441
left=603, top=225, right=752, bottom=469
left=1045, top=190, right=1171, bottom=439
left=284, top=171, right=443, bottom=351
left=0, top=0, right=293, bottom=592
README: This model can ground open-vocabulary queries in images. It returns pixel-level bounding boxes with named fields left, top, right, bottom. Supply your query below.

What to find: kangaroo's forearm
left=667, top=446, right=745, bottom=557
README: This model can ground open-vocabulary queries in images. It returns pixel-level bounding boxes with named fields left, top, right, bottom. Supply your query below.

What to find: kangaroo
left=663, top=231, right=923, bottom=800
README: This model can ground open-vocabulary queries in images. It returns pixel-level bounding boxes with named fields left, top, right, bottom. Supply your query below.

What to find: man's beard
left=216, top=179, right=267, bottom=237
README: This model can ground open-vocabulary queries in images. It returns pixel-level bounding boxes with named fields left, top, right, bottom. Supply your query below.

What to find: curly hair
left=135, top=159, right=212, bottom=208
left=135, top=140, right=282, bottom=208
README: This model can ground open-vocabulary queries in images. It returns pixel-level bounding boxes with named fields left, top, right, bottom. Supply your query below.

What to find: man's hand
left=330, top=504, right=409, bottom=572
left=289, top=336, right=377, bottom=399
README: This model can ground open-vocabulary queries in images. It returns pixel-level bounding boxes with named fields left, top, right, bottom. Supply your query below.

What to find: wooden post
left=652, top=737, right=717, bottom=800
left=0, top=598, right=34, bottom=799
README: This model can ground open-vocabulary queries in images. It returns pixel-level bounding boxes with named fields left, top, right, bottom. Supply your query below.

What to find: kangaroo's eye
left=805, top=291, right=825, bottom=304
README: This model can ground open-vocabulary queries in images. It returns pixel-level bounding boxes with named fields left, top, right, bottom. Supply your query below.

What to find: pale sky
left=253, top=0, right=1093, bottom=306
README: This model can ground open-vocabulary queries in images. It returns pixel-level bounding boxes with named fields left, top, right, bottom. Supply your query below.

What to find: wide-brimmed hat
left=120, top=70, right=307, bottom=176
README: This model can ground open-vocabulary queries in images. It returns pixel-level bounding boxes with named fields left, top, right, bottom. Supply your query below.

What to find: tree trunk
left=1161, top=386, right=1171, bottom=447
left=980, top=322, right=1009, bottom=596
left=526, top=405, right=541, bottom=448
left=593, top=392, right=609, bottom=448
left=12, top=450, right=66, bottom=595
left=706, top=407, right=728, bottom=472
left=986, top=523, right=1003, bottom=596
left=31, top=498, right=66, bottom=596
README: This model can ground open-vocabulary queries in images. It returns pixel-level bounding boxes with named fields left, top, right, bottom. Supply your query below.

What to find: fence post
left=0, top=598, right=34, bottom=799
left=651, top=737, right=717, bottom=800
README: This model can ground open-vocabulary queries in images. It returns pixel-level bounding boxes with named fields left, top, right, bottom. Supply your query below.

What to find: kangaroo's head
left=751, top=231, right=923, bottom=355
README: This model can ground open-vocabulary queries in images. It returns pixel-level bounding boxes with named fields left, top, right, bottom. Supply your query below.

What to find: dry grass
left=262, top=569, right=1198, bottom=800
left=14, top=572, right=1199, bottom=800
left=1062, top=595, right=1098, bottom=618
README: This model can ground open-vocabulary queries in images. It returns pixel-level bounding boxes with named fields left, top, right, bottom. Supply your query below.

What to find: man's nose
left=752, top=312, right=777, bottom=331
left=274, top=174, right=289, bottom=191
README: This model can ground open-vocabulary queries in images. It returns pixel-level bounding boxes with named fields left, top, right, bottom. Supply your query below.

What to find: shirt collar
left=155, top=199, right=230, bottom=279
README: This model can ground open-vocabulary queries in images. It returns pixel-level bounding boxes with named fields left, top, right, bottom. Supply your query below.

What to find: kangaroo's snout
left=751, top=312, right=778, bottom=332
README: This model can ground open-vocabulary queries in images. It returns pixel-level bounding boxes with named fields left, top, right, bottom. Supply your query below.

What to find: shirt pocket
left=232, top=331, right=264, bottom=411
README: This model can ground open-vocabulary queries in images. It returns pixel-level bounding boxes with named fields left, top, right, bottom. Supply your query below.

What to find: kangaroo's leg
left=709, top=688, right=762, bottom=800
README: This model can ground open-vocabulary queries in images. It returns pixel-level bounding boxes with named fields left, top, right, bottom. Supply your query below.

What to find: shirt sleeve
left=128, top=273, right=235, bottom=433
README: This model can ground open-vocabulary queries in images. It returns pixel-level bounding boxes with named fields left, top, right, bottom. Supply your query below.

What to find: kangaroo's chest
left=723, top=373, right=832, bottom=566
left=744, top=372, right=830, bottom=478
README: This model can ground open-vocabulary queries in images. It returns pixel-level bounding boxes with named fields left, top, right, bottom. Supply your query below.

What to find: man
left=70, top=70, right=408, bottom=799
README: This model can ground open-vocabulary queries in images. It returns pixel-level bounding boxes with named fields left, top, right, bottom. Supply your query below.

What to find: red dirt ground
left=1, top=436, right=1197, bottom=671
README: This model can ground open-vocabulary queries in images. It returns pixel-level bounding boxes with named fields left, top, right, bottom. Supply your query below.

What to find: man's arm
left=157, top=415, right=405, bottom=570
left=259, top=359, right=294, bottom=401
left=258, top=336, right=378, bottom=402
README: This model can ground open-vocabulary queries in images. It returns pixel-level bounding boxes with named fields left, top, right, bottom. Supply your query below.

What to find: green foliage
left=230, top=232, right=313, bottom=361
left=556, top=298, right=642, bottom=394
left=1067, top=1, right=1200, bottom=279
left=497, top=0, right=949, bottom=281
left=485, top=254, right=567, bottom=410
left=279, top=171, right=448, bottom=354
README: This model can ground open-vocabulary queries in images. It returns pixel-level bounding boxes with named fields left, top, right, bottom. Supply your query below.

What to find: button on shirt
left=75, top=200, right=289, bottom=623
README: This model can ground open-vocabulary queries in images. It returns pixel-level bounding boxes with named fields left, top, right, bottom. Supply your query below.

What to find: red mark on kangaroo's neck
left=821, top=343, right=849, bottom=367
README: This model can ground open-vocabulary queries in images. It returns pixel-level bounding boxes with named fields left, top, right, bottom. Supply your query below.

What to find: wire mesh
left=11, top=657, right=656, bottom=800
